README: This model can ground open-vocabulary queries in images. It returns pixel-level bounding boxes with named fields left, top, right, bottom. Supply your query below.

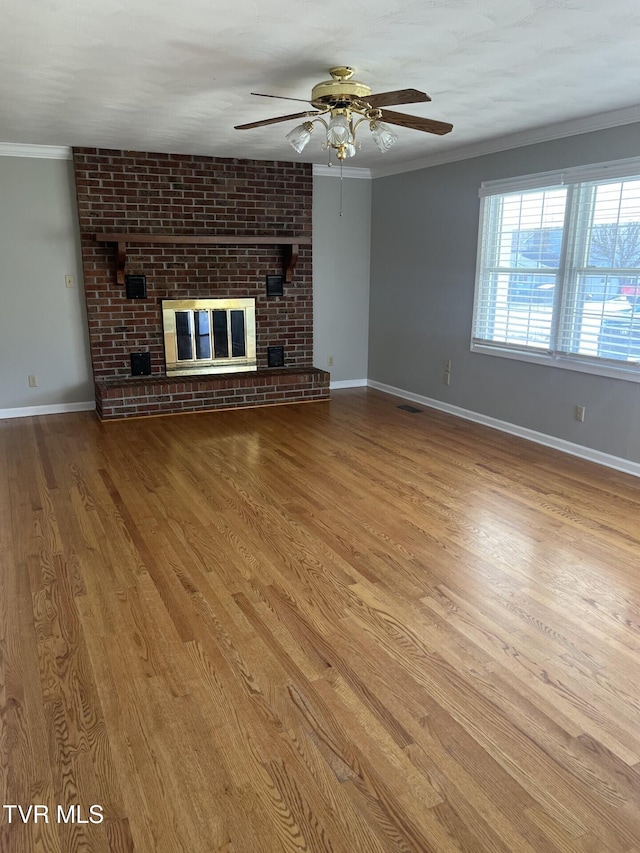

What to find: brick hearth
left=95, top=368, right=329, bottom=420
left=73, top=148, right=329, bottom=419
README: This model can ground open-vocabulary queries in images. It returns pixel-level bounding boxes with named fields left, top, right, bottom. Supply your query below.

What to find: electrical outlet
left=575, top=405, right=585, bottom=422
left=444, top=372, right=451, bottom=386
left=65, top=275, right=74, bottom=288
left=28, top=374, right=38, bottom=388
left=327, top=355, right=334, bottom=367
left=445, top=359, right=452, bottom=372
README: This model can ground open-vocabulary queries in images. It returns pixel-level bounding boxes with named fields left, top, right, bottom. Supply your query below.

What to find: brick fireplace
left=73, top=147, right=329, bottom=419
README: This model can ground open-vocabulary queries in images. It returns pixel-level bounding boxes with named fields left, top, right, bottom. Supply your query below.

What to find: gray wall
left=0, top=155, right=93, bottom=412
left=369, top=122, right=640, bottom=463
left=313, top=174, right=371, bottom=384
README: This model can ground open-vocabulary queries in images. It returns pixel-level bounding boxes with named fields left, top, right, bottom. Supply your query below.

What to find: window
left=472, top=157, right=640, bottom=379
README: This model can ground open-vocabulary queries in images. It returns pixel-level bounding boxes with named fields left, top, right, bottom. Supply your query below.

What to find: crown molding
left=0, top=142, right=72, bottom=160
left=313, top=163, right=371, bottom=179
left=370, top=103, right=640, bottom=178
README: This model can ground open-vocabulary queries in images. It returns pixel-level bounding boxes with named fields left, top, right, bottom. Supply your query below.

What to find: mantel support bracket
left=283, top=244, right=299, bottom=284
left=116, top=242, right=126, bottom=286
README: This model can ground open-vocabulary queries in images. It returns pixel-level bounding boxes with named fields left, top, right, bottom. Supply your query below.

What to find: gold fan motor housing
left=310, top=66, right=372, bottom=108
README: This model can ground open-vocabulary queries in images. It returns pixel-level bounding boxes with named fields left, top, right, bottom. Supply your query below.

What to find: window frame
left=471, top=156, right=640, bottom=384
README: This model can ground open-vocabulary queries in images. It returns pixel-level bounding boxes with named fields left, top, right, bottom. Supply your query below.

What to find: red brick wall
left=72, top=148, right=313, bottom=382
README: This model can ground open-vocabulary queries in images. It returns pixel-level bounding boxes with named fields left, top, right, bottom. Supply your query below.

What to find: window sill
left=471, top=342, right=640, bottom=383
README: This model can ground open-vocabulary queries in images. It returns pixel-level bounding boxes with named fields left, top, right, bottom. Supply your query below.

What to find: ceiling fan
left=234, top=66, right=453, bottom=161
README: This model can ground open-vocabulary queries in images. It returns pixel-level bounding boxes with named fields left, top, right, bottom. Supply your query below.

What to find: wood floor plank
left=3, top=389, right=640, bottom=850
left=419, top=583, right=640, bottom=756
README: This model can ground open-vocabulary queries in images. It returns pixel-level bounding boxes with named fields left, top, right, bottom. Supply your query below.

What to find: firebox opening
left=162, top=298, right=257, bottom=377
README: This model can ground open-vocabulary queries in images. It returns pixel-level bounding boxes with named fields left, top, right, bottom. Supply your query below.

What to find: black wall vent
left=267, top=346, right=285, bottom=368
left=130, top=352, right=152, bottom=376
left=266, top=274, right=284, bottom=297
left=125, top=274, right=147, bottom=299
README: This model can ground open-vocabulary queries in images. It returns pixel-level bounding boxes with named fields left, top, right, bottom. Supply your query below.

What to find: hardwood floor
left=2, top=388, right=640, bottom=852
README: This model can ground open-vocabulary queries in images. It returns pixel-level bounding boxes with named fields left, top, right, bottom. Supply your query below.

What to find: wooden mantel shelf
left=94, top=232, right=312, bottom=285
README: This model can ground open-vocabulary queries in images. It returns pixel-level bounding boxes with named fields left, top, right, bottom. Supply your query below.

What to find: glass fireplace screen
left=162, top=298, right=256, bottom=376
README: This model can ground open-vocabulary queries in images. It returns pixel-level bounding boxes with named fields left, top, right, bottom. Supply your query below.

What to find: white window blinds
left=473, top=186, right=567, bottom=352
left=472, top=157, right=640, bottom=374
left=556, top=177, right=640, bottom=362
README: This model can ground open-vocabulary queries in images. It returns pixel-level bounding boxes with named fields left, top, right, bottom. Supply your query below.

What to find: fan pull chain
left=340, top=159, right=344, bottom=217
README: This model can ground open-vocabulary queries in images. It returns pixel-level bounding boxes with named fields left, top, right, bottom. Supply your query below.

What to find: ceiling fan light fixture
left=370, top=121, right=398, bottom=153
left=236, top=67, right=453, bottom=163
left=326, top=113, right=351, bottom=146
left=285, top=121, right=314, bottom=153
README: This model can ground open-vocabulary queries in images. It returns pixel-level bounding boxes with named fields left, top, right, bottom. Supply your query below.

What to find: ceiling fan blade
left=235, top=111, right=320, bottom=130
left=366, top=89, right=431, bottom=108
left=251, top=92, right=311, bottom=104
left=380, top=109, right=453, bottom=135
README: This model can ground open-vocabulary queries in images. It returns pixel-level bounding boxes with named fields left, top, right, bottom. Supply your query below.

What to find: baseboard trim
left=330, top=378, right=368, bottom=389
left=367, top=380, right=640, bottom=479
left=0, top=401, right=96, bottom=419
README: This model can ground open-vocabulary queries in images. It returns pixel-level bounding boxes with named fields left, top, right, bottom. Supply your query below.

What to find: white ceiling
left=2, top=0, right=640, bottom=176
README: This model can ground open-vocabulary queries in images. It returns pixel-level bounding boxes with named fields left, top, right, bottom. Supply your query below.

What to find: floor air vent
left=397, top=404, right=422, bottom=413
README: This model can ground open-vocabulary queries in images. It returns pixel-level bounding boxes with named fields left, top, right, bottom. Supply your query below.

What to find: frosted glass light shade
left=370, top=121, right=398, bottom=152
left=326, top=113, right=351, bottom=146
left=286, top=123, right=313, bottom=153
